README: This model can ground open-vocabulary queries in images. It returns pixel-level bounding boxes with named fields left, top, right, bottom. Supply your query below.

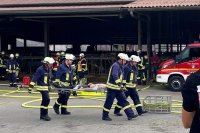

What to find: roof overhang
left=122, top=0, right=200, bottom=12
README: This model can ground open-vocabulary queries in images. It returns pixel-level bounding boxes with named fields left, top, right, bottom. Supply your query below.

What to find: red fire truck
left=156, top=43, right=200, bottom=91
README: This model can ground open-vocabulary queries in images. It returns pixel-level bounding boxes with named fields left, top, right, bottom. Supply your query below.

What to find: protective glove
left=28, top=85, right=34, bottom=94
left=117, top=82, right=124, bottom=90
left=53, top=82, right=62, bottom=88
left=28, top=87, right=32, bottom=94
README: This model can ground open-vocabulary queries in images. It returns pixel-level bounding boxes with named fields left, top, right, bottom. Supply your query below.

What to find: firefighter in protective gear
left=28, top=57, right=55, bottom=121
left=0, top=51, right=6, bottom=79
left=137, top=49, right=147, bottom=85
left=6, top=54, right=19, bottom=87
left=60, top=51, right=66, bottom=64
left=52, top=53, right=60, bottom=79
left=77, top=53, right=88, bottom=85
left=15, top=53, right=21, bottom=81
left=102, top=53, right=138, bottom=121
left=114, top=55, right=147, bottom=116
left=53, top=54, right=76, bottom=115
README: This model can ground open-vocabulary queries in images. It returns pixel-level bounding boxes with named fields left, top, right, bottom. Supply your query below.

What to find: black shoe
left=53, top=104, right=60, bottom=114
left=128, top=114, right=138, bottom=120
left=102, top=117, right=112, bottom=121
left=40, top=115, right=51, bottom=121
left=61, top=111, right=71, bottom=115
left=138, top=110, right=148, bottom=116
left=13, top=84, right=17, bottom=87
left=72, top=91, right=77, bottom=96
left=114, top=112, right=123, bottom=116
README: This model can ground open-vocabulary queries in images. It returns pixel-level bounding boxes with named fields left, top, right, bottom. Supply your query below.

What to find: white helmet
left=42, top=57, right=55, bottom=64
left=79, top=53, right=84, bottom=57
left=10, top=54, right=14, bottom=58
left=117, top=53, right=129, bottom=61
left=15, top=53, right=19, bottom=57
left=60, top=51, right=65, bottom=56
left=130, top=55, right=141, bottom=62
left=56, top=52, right=60, bottom=56
left=65, top=54, right=75, bottom=60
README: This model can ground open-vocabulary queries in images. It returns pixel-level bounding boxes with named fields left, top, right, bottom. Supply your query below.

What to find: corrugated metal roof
left=124, top=0, right=200, bottom=9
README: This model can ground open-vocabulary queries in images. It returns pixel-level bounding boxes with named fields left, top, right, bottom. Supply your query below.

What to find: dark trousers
left=137, top=69, right=147, bottom=85
left=56, top=91, right=71, bottom=112
left=103, top=89, right=134, bottom=118
left=8, top=73, right=16, bottom=85
left=78, top=71, right=85, bottom=79
left=114, top=88, right=143, bottom=114
left=40, top=91, right=50, bottom=116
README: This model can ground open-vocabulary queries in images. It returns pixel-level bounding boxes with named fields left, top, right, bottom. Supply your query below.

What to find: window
left=126, top=44, right=134, bottom=52
left=97, top=45, right=111, bottom=51
left=112, top=44, right=125, bottom=51
left=55, top=45, right=67, bottom=51
left=8, top=44, right=11, bottom=50
left=16, top=38, right=24, bottom=47
left=80, top=44, right=90, bottom=52
left=26, top=40, right=44, bottom=47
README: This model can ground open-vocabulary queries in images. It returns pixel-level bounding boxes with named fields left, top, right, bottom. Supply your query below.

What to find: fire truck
left=156, top=43, right=200, bottom=91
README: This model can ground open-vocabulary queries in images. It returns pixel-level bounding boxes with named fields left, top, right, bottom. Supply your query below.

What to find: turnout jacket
left=30, top=65, right=51, bottom=91
left=106, top=61, right=125, bottom=90
left=124, top=63, right=137, bottom=88
left=54, top=63, right=76, bottom=87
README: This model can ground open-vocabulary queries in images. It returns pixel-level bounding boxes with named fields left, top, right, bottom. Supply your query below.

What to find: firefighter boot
left=114, top=106, right=123, bottom=116
left=138, top=110, right=148, bottom=116
left=124, top=108, right=138, bottom=120
left=61, top=107, right=71, bottom=115
left=53, top=103, right=60, bottom=114
left=102, top=110, right=112, bottom=121
left=40, top=108, right=51, bottom=121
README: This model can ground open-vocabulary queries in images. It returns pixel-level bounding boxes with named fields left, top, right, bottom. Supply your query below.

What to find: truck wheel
left=168, top=76, right=184, bottom=91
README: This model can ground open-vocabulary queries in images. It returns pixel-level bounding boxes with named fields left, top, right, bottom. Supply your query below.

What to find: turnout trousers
left=114, top=87, right=143, bottom=114
left=40, top=91, right=50, bottom=117
left=103, top=88, right=134, bottom=118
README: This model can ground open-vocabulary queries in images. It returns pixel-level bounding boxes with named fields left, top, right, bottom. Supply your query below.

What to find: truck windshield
left=177, top=47, right=190, bottom=62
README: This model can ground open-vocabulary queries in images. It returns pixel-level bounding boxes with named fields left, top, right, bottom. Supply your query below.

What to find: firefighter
left=114, top=55, right=147, bottom=116
left=77, top=53, right=88, bottom=85
left=52, top=52, right=60, bottom=79
left=0, top=52, right=6, bottom=79
left=137, top=49, right=147, bottom=85
left=60, top=51, right=65, bottom=64
left=15, top=53, right=21, bottom=81
left=0, top=51, right=7, bottom=79
left=6, top=54, right=19, bottom=87
left=102, top=53, right=138, bottom=121
left=28, top=57, right=55, bottom=121
left=53, top=54, right=76, bottom=115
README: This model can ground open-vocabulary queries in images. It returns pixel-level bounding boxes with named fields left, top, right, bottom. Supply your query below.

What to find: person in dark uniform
left=102, top=53, right=138, bottom=121
left=28, top=57, right=55, bottom=121
left=114, top=55, right=147, bottom=116
left=137, top=49, right=147, bottom=85
left=77, top=53, right=87, bottom=85
left=52, top=52, right=60, bottom=80
left=6, top=54, right=19, bottom=87
left=0, top=51, right=6, bottom=79
left=15, top=53, right=21, bottom=82
left=181, top=70, right=200, bottom=133
left=53, top=54, right=76, bottom=115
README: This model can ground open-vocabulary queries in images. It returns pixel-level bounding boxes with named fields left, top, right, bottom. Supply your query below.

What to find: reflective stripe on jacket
left=124, top=63, right=137, bottom=88
left=106, top=62, right=123, bottom=90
